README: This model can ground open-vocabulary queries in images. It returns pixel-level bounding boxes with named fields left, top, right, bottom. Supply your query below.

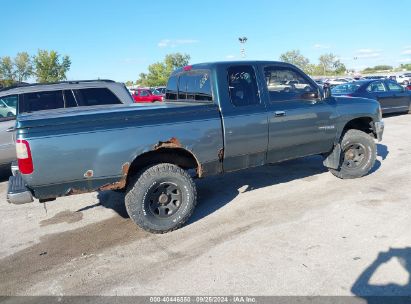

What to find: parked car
left=8, top=61, right=384, bottom=233
left=0, top=80, right=133, bottom=167
left=152, top=86, right=166, bottom=95
left=132, top=88, right=163, bottom=103
left=325, top=78, right=351, bottom=87
left=363, top=76, right=386, bottom=80
left=331, top=79, right=411, bottom=114
left=396, top=73, right=411, bottom=85
left=0, top=97, right=16, bottom=117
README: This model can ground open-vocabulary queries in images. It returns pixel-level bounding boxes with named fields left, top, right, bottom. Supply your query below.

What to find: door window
left=140, top=90, right=150, bottom=97
left=366, top=81, right=386, bottom=92
left=264, top=66, right=316, bottom=102
left=228, top=65, right=260, bottom=107
left=387, top=82, right=404, bottom=92
left=0, top=95, right=17, bottom=120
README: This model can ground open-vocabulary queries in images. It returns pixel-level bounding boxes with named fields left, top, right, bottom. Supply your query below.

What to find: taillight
left=16, top=140, right=34, bottom=174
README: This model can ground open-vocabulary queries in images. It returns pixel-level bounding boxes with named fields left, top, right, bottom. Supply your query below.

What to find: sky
left=1, top=0, right=411, bottom=81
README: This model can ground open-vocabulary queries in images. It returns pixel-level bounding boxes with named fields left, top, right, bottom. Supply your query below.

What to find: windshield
left=331, top=83, right=361, bottom=94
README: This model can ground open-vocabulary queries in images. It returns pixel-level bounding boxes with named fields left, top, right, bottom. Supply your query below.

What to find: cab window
left=264, top=66, right=316, bottom=102
left=166, top=70, right=213, bottom=102
left=228, top=65, right=260, bottom=107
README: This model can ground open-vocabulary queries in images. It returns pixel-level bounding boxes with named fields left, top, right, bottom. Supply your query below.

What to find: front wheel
left=125, top=163, right=197, bottom=233
left=328, top=129, right=376, bottom=179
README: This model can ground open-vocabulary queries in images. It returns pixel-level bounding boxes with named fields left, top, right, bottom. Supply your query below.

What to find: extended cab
left=7, top=61, right=384, bottom=233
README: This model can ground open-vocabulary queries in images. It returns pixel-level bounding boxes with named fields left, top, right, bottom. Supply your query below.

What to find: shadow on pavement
left=0, top=165, right=11, bottom=183
left=81, top=149, right=388, bottom=225
left=190, top=155, right=327, bottom=225
left=377, top=144, right=389, bottom=160
left=351, top=247, right=411, bottom=302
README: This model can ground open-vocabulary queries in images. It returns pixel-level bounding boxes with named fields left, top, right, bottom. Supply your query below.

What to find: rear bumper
left=7, top=174, right=34, bottom=204
left=374, top=121, right=384, bottom=142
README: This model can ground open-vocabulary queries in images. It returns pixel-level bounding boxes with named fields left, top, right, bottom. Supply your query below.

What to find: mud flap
left=323, top=143, right=341, bottom=170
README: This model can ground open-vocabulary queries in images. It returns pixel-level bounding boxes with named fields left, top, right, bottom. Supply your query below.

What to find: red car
left=132, top=88, right=163, bottom=103
left=407, top=84, right=411, bottom=91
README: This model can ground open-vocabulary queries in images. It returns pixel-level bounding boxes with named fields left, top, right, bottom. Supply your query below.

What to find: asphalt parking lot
left=0, top=114, right=410, bottom=297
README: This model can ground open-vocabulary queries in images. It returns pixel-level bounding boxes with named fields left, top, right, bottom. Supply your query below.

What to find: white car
left=326, top=78, right=351, bottom=87
left=0, top=98, right=16, bottom=117
left=267, top=80, right=311, bottom=92
left=396, top=73, right=411, bottom=85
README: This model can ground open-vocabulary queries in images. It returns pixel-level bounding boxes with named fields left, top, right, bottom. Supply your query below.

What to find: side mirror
left=323, top=83, right=332, bottom=99
left=301, top=92, right=319, bottom=100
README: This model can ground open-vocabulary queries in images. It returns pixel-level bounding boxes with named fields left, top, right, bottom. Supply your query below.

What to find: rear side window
left=21, top=90, right=64, bottom=113
left=166, top=70, right=212, bottom=102
left=228, top=65, right=260, bottom=107
left=64, top=90, right=77, bottom=107
left=73, top=88, right=122, bottom=106
left=387, top=82, right=404, bottom=92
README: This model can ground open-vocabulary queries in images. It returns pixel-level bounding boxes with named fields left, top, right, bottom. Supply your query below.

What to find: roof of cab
left=171, top=60, right=301, bottom=75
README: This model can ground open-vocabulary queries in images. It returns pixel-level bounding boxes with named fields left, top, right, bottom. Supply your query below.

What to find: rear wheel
left=125, top=163, right=197, bottom=233
left=329, top=129, right=376, bottom=179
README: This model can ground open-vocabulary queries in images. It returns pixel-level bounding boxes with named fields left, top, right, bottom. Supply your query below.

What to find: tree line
left=130, top=51, right=349, bottom=87
left=127, top=53, right=190, bottom=87
left=279, top=50, right=347, bottom=76
left=0, top=50, right=71, bottom=87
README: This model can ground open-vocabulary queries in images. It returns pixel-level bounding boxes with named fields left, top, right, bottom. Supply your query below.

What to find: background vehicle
left=0, top=98, right=16, bottom=117
left=8, top=61, right=384, bottom=233
left=396, top=73, right=411, bottom=85
left=0, top=80, right=133, bottom=167
left=331, top=79, right=411, bottom=114
left=152, top=86, right=166, bottom=95
left=132, top=88, right=163, bottom=103
left=325, top=78, right=352, bottom=87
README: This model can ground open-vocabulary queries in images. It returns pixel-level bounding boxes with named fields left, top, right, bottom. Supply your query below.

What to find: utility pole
left=238, top=37, right=248, bottom=59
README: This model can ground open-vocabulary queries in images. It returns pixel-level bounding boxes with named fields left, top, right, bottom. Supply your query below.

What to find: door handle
left=274, top=111, right=286, bottom=117
left=6, top=127, right=15, bottom=132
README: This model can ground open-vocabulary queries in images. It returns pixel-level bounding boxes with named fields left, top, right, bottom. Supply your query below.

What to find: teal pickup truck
left=7, top=61, right=384, bottom=233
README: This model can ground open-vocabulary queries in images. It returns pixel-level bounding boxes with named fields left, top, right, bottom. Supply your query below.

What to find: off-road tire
left=125, top=163, right=197, bottom=233
left=329, top=129, right=376, bottom=179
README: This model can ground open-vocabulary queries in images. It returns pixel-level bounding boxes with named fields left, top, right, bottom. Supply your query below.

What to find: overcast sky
left=2, top=0, right=410, bottom=81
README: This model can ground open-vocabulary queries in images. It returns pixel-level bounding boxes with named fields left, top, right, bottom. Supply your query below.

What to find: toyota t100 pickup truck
left=7, top=61, right=384, bottom=233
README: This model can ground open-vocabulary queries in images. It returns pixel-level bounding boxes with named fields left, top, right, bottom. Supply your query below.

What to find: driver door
left=262, top=65, right=336, bottom=163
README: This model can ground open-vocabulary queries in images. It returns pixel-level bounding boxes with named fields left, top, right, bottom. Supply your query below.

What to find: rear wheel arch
left=126, top=148, right=202, bottom=187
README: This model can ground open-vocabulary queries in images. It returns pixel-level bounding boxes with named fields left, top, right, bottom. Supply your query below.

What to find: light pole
left=238, top=36, right=248, bottom=59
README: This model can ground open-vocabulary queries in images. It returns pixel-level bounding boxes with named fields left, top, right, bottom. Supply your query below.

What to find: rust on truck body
left=99, top=162, right=130, bottom=191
